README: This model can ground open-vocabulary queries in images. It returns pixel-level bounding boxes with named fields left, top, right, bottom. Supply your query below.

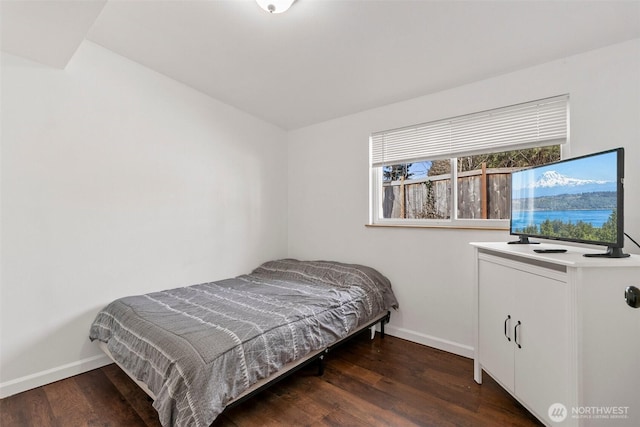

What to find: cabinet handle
left=514, top=320, right=522, bottom=349
left=504, top=315, right=511, bottom=341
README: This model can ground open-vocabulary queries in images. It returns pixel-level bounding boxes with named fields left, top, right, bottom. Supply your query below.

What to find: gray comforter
left=89, top=259, right=398, bottom=426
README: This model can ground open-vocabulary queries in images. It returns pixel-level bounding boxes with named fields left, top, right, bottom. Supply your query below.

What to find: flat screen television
left=509, top=147, right=628, bottom=258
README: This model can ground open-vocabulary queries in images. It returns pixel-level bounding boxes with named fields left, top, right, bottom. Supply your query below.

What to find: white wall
left=0, top=41, right=288, bottom=397
left=287, top=39, right=640, bottom=357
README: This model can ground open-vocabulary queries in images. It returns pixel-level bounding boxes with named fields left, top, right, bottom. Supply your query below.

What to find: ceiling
left=2, top=0, right=640, bottom=130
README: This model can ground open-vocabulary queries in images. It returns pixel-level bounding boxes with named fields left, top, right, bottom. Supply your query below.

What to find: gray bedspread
left=89, top=259, right=398, bottom=427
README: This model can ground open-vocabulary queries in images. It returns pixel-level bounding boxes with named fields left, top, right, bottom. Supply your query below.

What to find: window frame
left=370, top=158, right=517, bottom=229
left=368, top=96, right=569, bottom=229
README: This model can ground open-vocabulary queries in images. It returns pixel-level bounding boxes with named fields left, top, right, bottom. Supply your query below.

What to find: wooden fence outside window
left=382, top=166, right=515, bottom=220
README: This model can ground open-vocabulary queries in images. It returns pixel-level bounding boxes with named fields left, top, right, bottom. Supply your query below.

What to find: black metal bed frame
left=225, top=310, right=391, bottom=410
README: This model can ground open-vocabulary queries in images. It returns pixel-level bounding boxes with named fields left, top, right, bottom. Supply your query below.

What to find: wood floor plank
left=300, top=375, right=422, bottom=427
left=322, top=359, right=466, bottom=427
left=214, top=388, right=291, bottom=427
left=313, top=406, right=380, bottom=427
left=101, top=363, right=162, bottom=427
left=0, top=387, right=57, bottom=427
left=42, top=375, right=96, bottom=426
left=74, top=368, right=148, bottom=426
left=264, top=377, right=332, bottom=424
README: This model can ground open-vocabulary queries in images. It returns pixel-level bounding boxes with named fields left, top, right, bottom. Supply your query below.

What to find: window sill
left=365, top=223, right=509, bottom=231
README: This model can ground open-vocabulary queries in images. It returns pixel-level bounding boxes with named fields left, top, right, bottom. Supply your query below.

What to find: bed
left=89, top=259, right=398, bottom=427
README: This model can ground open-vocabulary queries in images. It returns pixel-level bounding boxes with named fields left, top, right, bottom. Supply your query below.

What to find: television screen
left=510, top=148, right=626, bottom=257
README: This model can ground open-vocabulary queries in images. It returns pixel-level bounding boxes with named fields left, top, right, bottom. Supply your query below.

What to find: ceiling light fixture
left=256, top=0, right=295, bottom=14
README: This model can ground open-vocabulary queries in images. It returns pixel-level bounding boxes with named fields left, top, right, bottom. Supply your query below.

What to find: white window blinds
left=370, top=95, right=568, bottom=167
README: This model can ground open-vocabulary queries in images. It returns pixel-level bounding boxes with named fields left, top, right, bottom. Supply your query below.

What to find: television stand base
left=584, top=247, right=630, bottom=258
left=508, top=236, right=540, bottom=245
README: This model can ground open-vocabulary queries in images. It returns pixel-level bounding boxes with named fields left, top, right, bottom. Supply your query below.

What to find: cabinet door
left=478, top=259, right=516, bottom=393
left=514, top=268, right=569, bottom=425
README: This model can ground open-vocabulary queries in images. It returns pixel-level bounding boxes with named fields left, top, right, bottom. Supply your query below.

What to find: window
left=370, top=95, right=568, bottom=227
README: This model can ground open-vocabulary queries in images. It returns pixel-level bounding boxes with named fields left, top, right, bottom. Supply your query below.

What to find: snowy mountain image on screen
left=530, top=170, right=616, bottom=197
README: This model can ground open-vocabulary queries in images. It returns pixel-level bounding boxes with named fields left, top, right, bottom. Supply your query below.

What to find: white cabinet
left=478, top=254, right=569, bottom=425
left=472, top=242, right=640, bottom=427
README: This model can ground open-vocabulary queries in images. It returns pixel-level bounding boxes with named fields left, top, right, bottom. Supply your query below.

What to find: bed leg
left=316, top=355, right=325, bottom=376
left=380, top=311, right=390, bottom=339
left=370, top=325, right=376, bottom=340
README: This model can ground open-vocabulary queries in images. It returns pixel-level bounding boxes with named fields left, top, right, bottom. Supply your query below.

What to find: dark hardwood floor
left=0, top=332, right=542, bottom=426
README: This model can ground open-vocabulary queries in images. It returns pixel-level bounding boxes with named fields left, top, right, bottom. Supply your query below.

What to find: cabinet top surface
left=470, top=242, right=640, bottom=268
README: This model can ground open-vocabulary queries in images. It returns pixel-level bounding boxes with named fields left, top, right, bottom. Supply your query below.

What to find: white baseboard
left=384, top=325, right=474, bottom=359
left=0, top=354, right=112, bottom=399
